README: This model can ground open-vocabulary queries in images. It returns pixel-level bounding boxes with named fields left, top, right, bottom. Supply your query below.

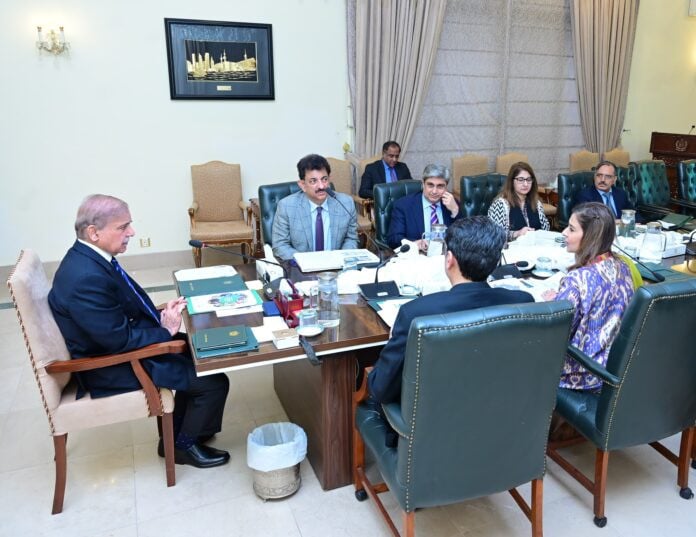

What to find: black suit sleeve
left=359, top=162, right=381, bottom=199
left=367, top=306, right=411, bottom=404
left=398, top=162, right=412, bottom=180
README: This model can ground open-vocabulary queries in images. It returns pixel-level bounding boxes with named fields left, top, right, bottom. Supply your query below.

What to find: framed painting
left=164, top=18, right=274, bottom=100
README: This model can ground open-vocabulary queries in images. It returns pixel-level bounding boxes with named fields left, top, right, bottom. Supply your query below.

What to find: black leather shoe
left=174, top=443, right=230, bottom=468
left=157, top=438, right=224, bottom=458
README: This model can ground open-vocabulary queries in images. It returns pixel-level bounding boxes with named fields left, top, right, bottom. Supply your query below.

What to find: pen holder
left=274, top=292, right=304, bottom=327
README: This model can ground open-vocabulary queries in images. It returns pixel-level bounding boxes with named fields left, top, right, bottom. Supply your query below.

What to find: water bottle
left=317, top=271, right=340, bottom=327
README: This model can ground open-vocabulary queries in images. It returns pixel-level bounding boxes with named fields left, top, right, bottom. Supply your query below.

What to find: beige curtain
left=571, top=0, right=639, bottom=153
left=349, top=0, right=447, bottom=159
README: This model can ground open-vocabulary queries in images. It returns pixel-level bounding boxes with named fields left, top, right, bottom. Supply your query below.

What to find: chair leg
left=161, top=412, right=176, bottom=487
left=593, top=449, right=609, bottom=527
left=403, top=511, right=415, bottom=537
left=52, top=434, right=67, bottom=514
left=692, top=427, right=696, bottom=470
left=531, top=479, right=543, bottom=537
left=352, top=410, right=367, bottom=500
left=193, top=247, right=202, bottom=268
left=677, top=428, right=694, bottom=499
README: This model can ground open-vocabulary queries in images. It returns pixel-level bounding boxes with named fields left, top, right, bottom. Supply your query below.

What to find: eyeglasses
left=595, top=173, right=615, bottom=180
left=514, top=177, right=534, bottom=184
left=302, top=177, right=330, bottom=186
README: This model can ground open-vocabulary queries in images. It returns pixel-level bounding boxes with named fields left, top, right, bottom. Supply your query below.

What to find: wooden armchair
left=326, top=157, right=373, bottom=239
left=7, top=249, right=180, bottom=514
left=189, top=161, right=253, bottom=267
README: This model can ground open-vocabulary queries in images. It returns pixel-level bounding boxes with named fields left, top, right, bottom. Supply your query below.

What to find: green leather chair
left=556, top=171, right=594, bottom=229
left=372, top=179, right=422, bottom=249
left=677, top=159, right=696, bottom=205
left=257, top=181, right=302, bottom=247
left=547, top=278, right=696, bottom=528
left=353, top=301, right=574, bottom=537
left=630, top=159, right=696, bottom=219
left=614, top=165, right=639, bottom=207
left=459, top=172, right=506, bottom=218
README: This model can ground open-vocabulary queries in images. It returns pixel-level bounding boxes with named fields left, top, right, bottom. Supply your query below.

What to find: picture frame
left=164, top=18, right=274, bottom=100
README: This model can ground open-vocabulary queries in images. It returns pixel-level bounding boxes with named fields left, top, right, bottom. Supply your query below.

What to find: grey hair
left=74, top=194, right=129, bottom=239
left=422, top=163, right=451, bottom=183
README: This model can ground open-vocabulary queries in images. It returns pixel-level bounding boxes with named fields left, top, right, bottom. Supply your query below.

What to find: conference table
left=180, top=263, right=390, bottom=490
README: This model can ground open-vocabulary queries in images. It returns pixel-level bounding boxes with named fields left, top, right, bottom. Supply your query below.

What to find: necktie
left=388, top=167, right=397, bottom=183
left=315, top=206, right=324, bottom=251
left=430, top=203, right=438, bottom=226
left=601, top=192, right=616, bottom=217
left=110, top=258, right=160, bottom=323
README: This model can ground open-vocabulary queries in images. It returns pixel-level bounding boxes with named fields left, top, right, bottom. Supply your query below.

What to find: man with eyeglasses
left=271, top=154, right=359, bottom=261
left=574, top=160, right=639, bottom=221
left=386, top=163, right=461, bottom=250
left=358, top=141, right=413, bottom=199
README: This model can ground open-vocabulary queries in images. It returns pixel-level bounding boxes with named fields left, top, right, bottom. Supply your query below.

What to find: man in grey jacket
left=272, top=154, right=359, bottom=261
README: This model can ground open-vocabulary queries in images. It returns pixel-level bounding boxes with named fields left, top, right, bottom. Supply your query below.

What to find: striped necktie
left=110, top=258, right=160, bottom=323
left=430, top=203, right=439, bottom=226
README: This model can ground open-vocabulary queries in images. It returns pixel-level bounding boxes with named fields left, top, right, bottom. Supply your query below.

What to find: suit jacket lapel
left=327, top=197, right=344, bottom=249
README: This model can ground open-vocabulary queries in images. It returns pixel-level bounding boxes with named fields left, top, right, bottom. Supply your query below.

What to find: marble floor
left=1, top=261, right=694, bottom=537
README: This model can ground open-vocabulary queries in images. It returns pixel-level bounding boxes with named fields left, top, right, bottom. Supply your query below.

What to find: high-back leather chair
left=6, top=249, right=179, bottom=514
left=615, top=165, right=639, bottom=207
left=556, top=171, right=594, bottom=228
left=569, top=149, right=600, bottom=172
left=189, top=161, right=253, bottom=267
left=451, top=154, right=488, bottom=197
left=373, top=180, right=422, bottom=248
left=547, top=278, right=696, bottom=528
left=459, top=172, right=506, bottom=218
left=257, top=181, right=302, bottom=247
left=677, top=159, right=696, bottom=203
left=353, top=301, right=574, bottom=537
left=631, top=160, right=671, bottom=211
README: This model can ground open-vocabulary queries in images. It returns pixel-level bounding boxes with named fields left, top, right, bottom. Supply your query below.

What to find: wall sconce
left=36, top=26, right=70, bottom=55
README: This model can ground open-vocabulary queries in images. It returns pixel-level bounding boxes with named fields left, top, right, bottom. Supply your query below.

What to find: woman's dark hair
left=568, top=202, right=616, bottom=269
left=496, top=161, right=540, bottom=211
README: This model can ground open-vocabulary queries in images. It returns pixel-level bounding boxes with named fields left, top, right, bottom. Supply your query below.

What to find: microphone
left=323, top=188, right=385, bottom=264
left=358, top=244, right=411, bottom=299
left=688, top=125, right=695, bottom=135
left=612, top=240, right=666, bottom=282
left=188, top=240, right=295, bottom=297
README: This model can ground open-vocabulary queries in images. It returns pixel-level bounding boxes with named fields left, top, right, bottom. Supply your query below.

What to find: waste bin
left=247, top=422, right=307, bottom=500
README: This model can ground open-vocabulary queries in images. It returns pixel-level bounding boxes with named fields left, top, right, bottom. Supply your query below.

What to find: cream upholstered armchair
left=603, top=148, right=630, bottom=168
left=7, top=249, right=180, bottom=514
left=326, top=157, right=373, bottom=238
left=569, top=149, right=600, bottom=172
left=451, top=154, right=488, bottom=197
left=495, top=152, right=528, bottom=174
left=189, top=161, right=253, bottom=267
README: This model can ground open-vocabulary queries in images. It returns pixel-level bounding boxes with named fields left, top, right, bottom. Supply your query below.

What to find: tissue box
left=662, top=243, right=686, bottom=258
left=272, top=328, right=299, bottom=349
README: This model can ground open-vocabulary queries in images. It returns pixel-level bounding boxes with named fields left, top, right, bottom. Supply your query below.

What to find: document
left=175, top=265, right=237, bottom=281
left=293, top=249, right=379, bottom=272
left=186, top=289, right=263, bottom=315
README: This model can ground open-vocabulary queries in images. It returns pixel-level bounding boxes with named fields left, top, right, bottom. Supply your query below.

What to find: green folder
left=193, top=327, right=259, bottom=359
left=192, top=325, right=248, bottom=351
left=176, top=274, right=247, bottom=297
left=658, top=213, right=692, bottom=230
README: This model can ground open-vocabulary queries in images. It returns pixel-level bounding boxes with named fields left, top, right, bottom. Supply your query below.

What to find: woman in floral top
left=545, top=202, right=635, bottom=390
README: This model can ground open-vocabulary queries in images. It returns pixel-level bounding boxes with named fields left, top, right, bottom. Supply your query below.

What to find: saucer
left=398, top=284, right=420, bottom=297
left=531, top=269, right=554, bottom=279
left=297, top=325, right=324, bottom=337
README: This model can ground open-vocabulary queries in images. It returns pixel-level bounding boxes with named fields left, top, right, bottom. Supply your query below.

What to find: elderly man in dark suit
left=368, top=216, right=534, bottom=405
left=574, top=160, right=641, bottom=221
left=49, top=194, right=230, bottom=468
left=271, top=154, right=358, bottom=261
left=358, top=141, right=413, bottom=199
left=387, top=163, right=461, bottom=250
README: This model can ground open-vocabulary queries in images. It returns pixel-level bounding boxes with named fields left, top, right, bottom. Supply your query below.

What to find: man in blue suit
left=574, top=160, right=640, bottom=221
left=49, top=194, right=230, bottom=468
left=387, top=163, right=461, bottom=250
left=368, top=216, right=534, bottom=406
left=272, top=154, right=358, bottom=261
left=358, top=141, right=413, bottom=199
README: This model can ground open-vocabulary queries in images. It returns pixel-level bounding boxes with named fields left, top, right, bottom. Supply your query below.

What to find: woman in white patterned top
left=487, top=162, right=550, bottom=241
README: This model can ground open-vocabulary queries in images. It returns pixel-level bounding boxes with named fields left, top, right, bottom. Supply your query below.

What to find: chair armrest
left=352, top=195, right=374, bottom=220
left=567, top=345, right=621, bottom=386
left=46, top=340, right=187, bottom=416
left=670, top=198, right=696, bottom=211
left=354, top=366, right=373, bottom=404
left=188, top=201, right=199, bottom=225
left=238, top=200, right=252, bottom=225
left=637, top=203, right=669, bottom=216
left=382, top=402, right=409, bottom=439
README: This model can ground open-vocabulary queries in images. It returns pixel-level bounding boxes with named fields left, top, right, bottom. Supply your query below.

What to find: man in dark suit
left=368, top=216, right=534, bottom=405
left=574, top=160, right=640, bottom=221
left=271, top=154, right=358, bottom=261
left=358, top=140, right=412, bottom=199
left=387, top=163, right=461, bottom=249
left=49, top=194, right=230, bottom=468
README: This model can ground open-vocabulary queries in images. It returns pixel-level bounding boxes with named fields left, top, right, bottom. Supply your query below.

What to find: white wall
left=0, top=0, right=350, bottom=266
left=622, top=0, right=696, bottom=160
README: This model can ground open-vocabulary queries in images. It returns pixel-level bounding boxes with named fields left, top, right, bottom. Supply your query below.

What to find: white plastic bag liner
left=247, top=422, right=307, bottom=472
